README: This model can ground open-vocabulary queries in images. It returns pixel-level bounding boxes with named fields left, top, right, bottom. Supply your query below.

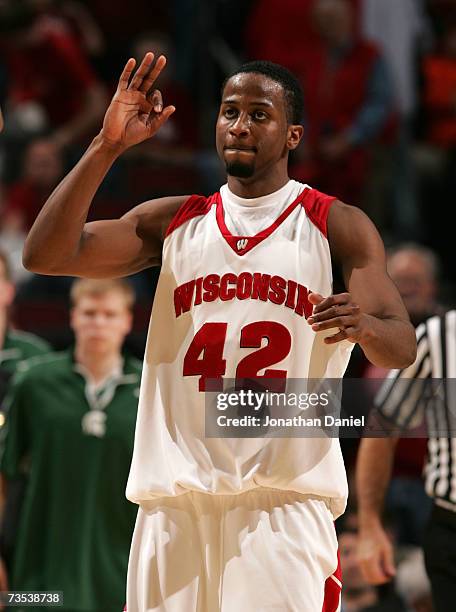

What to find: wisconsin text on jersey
left=174, top=272, right=313, bottom=319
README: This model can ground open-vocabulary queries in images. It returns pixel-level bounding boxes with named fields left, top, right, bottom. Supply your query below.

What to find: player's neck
left=74, top=344, right=122, bottom=384
left=227, top=173, right=290, bottom=199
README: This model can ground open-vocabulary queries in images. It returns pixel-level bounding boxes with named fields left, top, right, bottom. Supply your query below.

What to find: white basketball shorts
left=126, top=488, right=342, bottom=612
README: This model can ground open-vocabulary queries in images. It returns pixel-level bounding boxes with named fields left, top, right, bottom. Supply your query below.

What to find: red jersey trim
left=216, top=187, right=336, bottom=256
left=301, top=189, right=337, bottom=239
left=165, top=194, right=216, bottom=238
left=165, top=187, right=337, bottom=250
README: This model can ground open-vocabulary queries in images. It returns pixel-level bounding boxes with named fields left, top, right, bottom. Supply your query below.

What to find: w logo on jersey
left=236, top=238, right=248, bottom=251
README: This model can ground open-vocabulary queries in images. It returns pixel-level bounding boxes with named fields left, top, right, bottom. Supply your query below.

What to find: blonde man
left=0, top=279, right=141, bottom=612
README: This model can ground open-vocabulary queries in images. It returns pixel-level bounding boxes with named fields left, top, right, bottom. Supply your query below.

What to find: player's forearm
left=23, top=134, right=122, bottom=273
left=358, top=315, right=416, bottom=369
left=356, top=436, right=398, bottom=529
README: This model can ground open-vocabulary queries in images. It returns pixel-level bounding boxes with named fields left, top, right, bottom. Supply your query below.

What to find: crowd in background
left=1, top=0, right=456, bottom=610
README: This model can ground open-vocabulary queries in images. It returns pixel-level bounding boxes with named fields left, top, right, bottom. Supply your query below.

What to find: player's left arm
left=308, top=201, right=417, bottom=368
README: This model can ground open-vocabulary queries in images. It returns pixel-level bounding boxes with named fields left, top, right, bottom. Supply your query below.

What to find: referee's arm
left=356, top=323, right=430, bottom=584
left=356, top=434, right=399, bottom=584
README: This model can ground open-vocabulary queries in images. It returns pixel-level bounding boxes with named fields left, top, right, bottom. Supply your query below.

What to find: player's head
left=216, top=61, right=304, bottom=182
left=70, top=278, right=134, bottom=355
left=0, top=249, right=15, bottom=312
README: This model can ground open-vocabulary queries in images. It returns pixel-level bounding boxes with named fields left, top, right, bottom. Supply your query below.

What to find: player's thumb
left=308, top=292, right=324, bottom=305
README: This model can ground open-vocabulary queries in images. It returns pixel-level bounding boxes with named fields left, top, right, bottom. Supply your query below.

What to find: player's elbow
left=391, top=330, right=417, bottom=369
left=22, top=243, right=43, bottom=273
left=22, top=242, right=65, bottom=275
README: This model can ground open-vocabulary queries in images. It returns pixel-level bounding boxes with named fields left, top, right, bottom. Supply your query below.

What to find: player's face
left=216, top=73, right=299, bottom=182
left=71, top=292, right=132, bottom=355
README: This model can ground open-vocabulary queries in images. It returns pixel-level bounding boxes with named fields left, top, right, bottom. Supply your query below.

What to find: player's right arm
left=355, top=435, right=399, bottom=584
left=23, top=52, right=186, bottom=278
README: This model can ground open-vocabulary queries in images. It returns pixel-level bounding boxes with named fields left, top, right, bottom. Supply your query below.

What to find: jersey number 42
left=183, top=321, right=291, bottom=391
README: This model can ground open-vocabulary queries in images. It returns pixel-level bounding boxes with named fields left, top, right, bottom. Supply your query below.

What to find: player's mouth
left=224, top=146, right=257, bottom=153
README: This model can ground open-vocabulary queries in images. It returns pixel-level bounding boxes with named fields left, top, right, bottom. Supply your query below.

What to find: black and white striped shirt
left=375, top=310, right=456, bottom=511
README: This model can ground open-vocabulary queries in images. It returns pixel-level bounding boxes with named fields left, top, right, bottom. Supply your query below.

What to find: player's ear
left=287, top=124, right=304, bottom=150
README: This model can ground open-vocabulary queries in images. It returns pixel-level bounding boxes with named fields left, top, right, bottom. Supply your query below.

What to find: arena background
left=1, top=1, right=454, bottom=610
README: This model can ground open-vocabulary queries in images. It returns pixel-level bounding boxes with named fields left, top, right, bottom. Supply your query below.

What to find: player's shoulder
left=165, top=193, right=218, bottom=239
left=298, top=184, right=338, bottom=238
left=7, top=329, right=51, bottom=354
left=123, top=354, right=143, bottom=376
left=16, top=351, right=70, bottom=380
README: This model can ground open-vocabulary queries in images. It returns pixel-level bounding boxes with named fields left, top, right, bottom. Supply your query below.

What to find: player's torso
left=128, top=184, right=352, bottom=511
left=149, top=186, right=349, bottom=389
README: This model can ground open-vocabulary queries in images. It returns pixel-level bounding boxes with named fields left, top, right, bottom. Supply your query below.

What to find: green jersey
left=0, top=351, right=142, bottom=612
left=0, top=330, right=51, bottom=373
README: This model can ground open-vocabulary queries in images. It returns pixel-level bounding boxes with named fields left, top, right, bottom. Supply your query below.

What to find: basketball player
left=22, top=53, right=416, bottom=611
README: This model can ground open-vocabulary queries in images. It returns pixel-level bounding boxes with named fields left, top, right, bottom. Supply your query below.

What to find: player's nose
left=228, top=113, right=250, bottom=136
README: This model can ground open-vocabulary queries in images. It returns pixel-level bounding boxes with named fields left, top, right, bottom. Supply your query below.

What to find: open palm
left=101, top=52, right=175, bottom=151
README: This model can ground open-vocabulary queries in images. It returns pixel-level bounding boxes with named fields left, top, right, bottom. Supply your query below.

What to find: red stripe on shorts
left=322, top=551, right=342, bottom=612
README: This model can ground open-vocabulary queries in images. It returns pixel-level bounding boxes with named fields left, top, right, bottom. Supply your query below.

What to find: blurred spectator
left=0, top=138, right=64, bottom=285
left=416, top=22, right=456, bottom=291
left=386, top=243, right=443, bottom=327
left=361, top=0, right=429, bottom=240
left=29, top=0, right=106, bottom=59
left=2, top=138, right=63, bottom=233
left=362, top=0, right=428, bottom=120
left=290, top=0, right=393, bottom=206
left=0, top=247, right=51, bottom=593
left=0, top=278, right=141, bottom=612
left=0, top=7, right=106, bottom=152
left=0, top=247, right=50, bottom=388
left=423, top=23, right=456, bottom=148
left=245, top=0, right=324, bottom=74
left=85, top=0, right=169, bottom=85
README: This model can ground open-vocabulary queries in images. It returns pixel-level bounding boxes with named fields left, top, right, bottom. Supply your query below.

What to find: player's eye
left=253, top=110, right=267, bottom=120
left=224, top=107, right=237, bottom=119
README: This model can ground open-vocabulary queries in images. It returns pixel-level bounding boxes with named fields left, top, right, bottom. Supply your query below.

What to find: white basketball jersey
left=126, top=181, right=354, bottom=519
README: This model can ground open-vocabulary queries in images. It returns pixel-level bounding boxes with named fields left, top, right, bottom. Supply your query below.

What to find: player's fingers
left=308, top=303, right=359, bottom=325
left=147, top=89, right=163, bottom=113
left=141, top=55, right=167, bottom=93
left=117, top=58, right=136, bottom=91
left=310, top=315, right=356, bottom=333
left=311, top=292, right=351, bottom=314
left=323, top=329, right=348, bottom=344
left=324, top=325, right=359, bottom=344
left=308, top=291, right=325, bottom=306
left=128, top=52, right=155, bottom=90
left=146, top=105, right=176, bottom=129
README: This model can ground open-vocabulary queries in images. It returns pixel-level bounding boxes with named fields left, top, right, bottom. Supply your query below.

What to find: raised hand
left=99, top=52, right=175, bottom=152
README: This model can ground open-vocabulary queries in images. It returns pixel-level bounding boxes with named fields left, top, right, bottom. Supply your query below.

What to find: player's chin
left=85, top=336, right=111, bottom=347
left=225, top=159, right=255, bottom=179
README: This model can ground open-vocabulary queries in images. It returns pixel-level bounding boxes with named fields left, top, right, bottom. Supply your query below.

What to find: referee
left=356, top=310, right=456, bottom=612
